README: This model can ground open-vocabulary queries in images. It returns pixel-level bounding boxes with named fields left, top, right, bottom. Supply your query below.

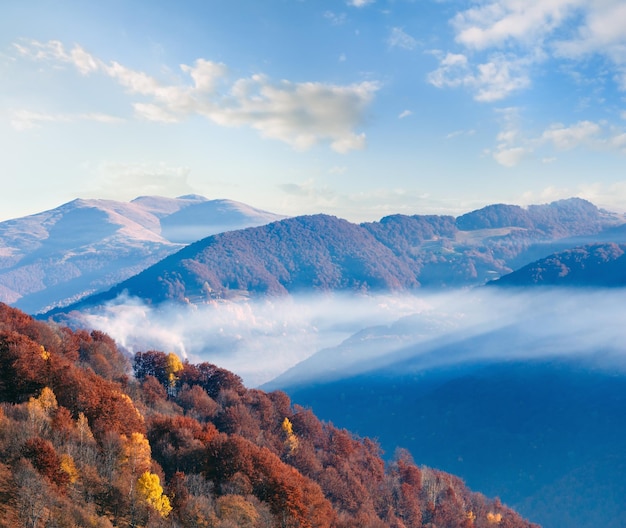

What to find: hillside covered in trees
left=50, top=198, right=625, bottom=315
left=0, top=302, right=538, bottom=527
left=489, top=242, right=626, bottom=287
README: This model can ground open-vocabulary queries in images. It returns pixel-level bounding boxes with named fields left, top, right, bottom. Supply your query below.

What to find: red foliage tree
left=21, top=437, right=69, bottom=490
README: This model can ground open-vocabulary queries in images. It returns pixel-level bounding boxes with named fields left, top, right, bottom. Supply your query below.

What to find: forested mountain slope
left=0, top=302, right=538, bottom=527
left=54, top=198, right=625, bottom=313
left=489, top=242, right=626, bottom=287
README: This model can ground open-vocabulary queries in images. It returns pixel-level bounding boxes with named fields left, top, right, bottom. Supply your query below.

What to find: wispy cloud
left=446, top=129, right=476, bottom=139
left=347, top=0, right=375, bottom=7
left=428, top=51, right=531, bottom=101
left=541, top=120, right=602, bottom=150
left=14, top=39, right=379, bottom=153
left=11, top=109, right=123, bottom=131
left=398, top=109, right=412, bottom=119
left=388, top=28, right=418, bottom=51
left=88, top=161, right=195, bottom=199
left=324, top=11, right=347, bottom=25
left=491, top=115, right=626, bottom=167
left=278, top=180, right=337, bottom=203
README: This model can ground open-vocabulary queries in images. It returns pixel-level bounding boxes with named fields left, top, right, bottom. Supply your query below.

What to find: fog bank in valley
left=73, top=287, right=626, bottom=387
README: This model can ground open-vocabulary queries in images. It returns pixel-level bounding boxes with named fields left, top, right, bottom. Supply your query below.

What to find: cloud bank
left=71, top=288, right=626, bottom=388
left=13, top=39, right=379, bottom=153
left=76, top=292, right=430, bottom=387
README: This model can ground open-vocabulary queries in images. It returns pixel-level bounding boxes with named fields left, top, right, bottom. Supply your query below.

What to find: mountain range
left=0, top=195, right=283, bottom=314
left=48, top=197, right=626, bottom=314
left=5, top=195, right=626, bottom=527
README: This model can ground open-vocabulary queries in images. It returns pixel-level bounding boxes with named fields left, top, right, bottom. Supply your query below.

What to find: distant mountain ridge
left=54, top=197, right=626, bottom=313
left=0, top=195, right=284, bottom=313
left=490, top=242, right=626, bottom=287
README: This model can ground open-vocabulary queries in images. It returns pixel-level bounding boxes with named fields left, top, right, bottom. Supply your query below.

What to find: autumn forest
left=0, top=302, right=537, bottom=527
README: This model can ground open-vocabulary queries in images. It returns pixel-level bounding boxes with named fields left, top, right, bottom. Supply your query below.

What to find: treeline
left=0, top=303, right=539, bottom=527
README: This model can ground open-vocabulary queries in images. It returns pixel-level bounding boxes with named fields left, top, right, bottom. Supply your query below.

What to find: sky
left=2, top=0, right=626, bottom=222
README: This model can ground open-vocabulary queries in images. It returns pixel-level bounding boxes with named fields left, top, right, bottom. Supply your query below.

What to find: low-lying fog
left=74, top=287, right=626, bottom=387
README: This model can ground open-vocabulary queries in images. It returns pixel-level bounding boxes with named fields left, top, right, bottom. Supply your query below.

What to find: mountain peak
left=0, top=195, right=284, bottom=313
left=176, top=193, right=208, bottom=201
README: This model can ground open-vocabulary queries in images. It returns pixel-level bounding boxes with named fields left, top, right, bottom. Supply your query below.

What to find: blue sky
left=2, top=0, right=626, bottom=222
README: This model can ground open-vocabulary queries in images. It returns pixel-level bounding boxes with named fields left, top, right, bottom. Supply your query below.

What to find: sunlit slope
left=0, top=195, right=283, bottom=313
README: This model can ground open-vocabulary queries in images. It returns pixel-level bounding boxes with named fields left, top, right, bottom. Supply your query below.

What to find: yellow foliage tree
left=166, top=352, right=184, bottom=387
left=32, top=386, right=58, bottom=413
left=136, top=471, right=172, bottom=517
left=487, top=512, right=503, bottom=524
left=40, top=345, right=50, bottom=361
left=282, top=417, right=299, bottom=453
left=76, top=412, right=94, bottom=447
left=27, top=386, right=58, bottom=434
left=59, top=454, right=79, bottom=484
left=122, top=432, right=152, bottom=477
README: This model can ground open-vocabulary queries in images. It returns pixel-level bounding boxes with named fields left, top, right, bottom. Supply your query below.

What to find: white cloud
left=554, top=1, right=626, bottom=58
left=428, top=52, right=530, bottom=101
left=388, top=27, right=418, bottom=51
left=14, top=39, right=378, bottom=153
left=331, top=132, right=367, bottom=153
left=491, top=106, right=525, bottom=165
left=430, top=0, right=626, bottom=101
left=609, top=133, right=626, bottom=151
left=324, top=11, right=347, bottom=25
left=452, top=0, right=581, bottom=50
left=427, top=52, right=470, bottom=89
left=474, top=54, right=531, bottom=101
left=132, top=103, right=179, bottom=123
left=491, top=114, right=626, bottom=167
left=347, top=0, right=375, bottom=7
left=493, top=146, right=530, bottom=167
left=521, top=182, right=626, bottom=213
left=398, top=109, right=412, bottom=119
left=11, top=109, right=124, bottom=130
left=541, top=120, right=601, bottom=149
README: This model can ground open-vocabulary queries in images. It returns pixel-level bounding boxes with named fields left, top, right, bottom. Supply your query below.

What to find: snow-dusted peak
left=0, top=195, right=284, bottom=313
left=160, top=198, right=286, bottom=243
